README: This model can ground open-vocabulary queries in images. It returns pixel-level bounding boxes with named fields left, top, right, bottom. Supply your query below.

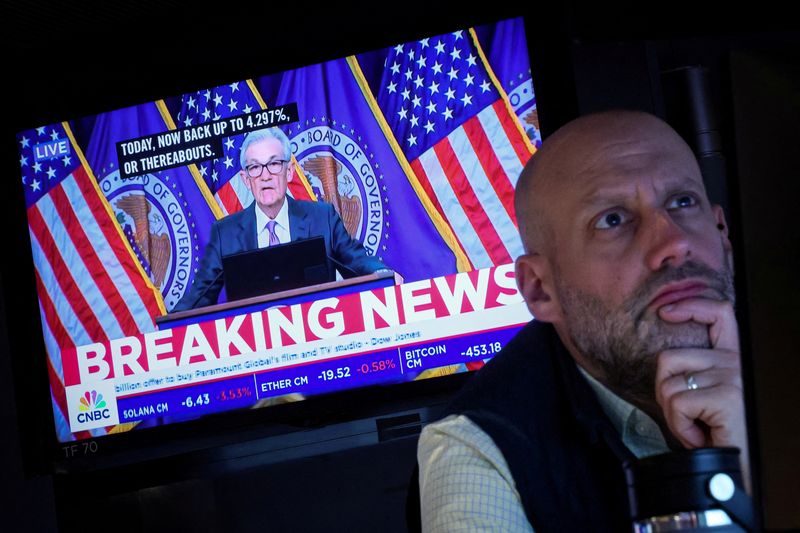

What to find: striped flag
left=372, top=27, right=535, bottom=269
left=17, top=123, right=164, bottom=441
left=475, top=17, right=543, bottom=148
left=80, top=102, right=222, bottom=312
left=165, top=81, right=314, bottom=217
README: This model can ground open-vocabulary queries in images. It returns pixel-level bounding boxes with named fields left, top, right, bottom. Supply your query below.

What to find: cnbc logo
left=76, top=390, right=111, bottom=424
left=66, top=383, right=118, bottom=431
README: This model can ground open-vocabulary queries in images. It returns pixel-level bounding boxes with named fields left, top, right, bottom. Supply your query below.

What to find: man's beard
left=555, top=260, right=735, bottom=402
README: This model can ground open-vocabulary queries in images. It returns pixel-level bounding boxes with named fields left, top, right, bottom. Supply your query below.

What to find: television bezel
left=2, top=6, right=574, bottom=477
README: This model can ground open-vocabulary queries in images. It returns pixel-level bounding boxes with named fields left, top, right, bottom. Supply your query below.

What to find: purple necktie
left=266, top=220, right=280, bottom=246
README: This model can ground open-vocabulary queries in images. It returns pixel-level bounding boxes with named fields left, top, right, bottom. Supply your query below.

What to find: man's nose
left=643, top=209, right=692, bottom=271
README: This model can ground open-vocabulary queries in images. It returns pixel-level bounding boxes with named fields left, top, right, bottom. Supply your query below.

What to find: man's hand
left=655, top=298, right=750, bottom=489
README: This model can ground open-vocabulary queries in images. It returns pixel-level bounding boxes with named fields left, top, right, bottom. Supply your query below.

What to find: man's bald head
left=514, top=110, right=703, bottom=255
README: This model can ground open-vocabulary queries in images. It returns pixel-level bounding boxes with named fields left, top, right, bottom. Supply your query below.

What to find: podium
left=156, top=271, right=397, bottom=330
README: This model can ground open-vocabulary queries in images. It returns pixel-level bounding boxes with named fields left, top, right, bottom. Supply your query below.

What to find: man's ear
left=240, top=170, right=252, bottom=193
left=515, top=253, right=560, bottom=322
left=712, top=204, right=732, bottom=251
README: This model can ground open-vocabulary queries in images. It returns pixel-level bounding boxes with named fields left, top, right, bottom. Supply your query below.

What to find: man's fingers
left=661, top=383, right=745, bottom=449
left=655, top=348, right=740, bottom=385
left=655, top=367, right=741, bottom=410
left=658, top=298, right=739, bottom=351
left=667, top=409, right=707, bottom=449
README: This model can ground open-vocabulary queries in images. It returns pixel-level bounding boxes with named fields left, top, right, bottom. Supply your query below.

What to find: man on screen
left=417, top=110, right=749, bottom=531
left=173, top=127, right=387, bottom=311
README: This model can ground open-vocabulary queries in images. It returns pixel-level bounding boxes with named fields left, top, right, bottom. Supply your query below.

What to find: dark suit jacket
left=173, top=197, right=386, bottom=311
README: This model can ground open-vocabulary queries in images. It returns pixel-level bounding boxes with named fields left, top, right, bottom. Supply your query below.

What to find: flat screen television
left=6, top=13, right=549, bottom=473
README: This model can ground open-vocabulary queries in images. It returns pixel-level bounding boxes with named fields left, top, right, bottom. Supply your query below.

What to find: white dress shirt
left=255, top=200, right=291, bottom=248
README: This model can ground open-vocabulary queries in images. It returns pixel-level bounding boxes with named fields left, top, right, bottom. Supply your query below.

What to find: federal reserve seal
left=286, top=117, right=389, bottom=259
left=99, top=170, right=200, bottom=310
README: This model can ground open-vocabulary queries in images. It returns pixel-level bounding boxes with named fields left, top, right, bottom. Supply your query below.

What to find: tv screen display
left=15, top=16, right=542, bottom=445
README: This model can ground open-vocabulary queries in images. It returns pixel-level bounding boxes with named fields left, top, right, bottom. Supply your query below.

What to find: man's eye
left=594, top=211, right=627, bottom=229
left=667, top=194, right=698, bottom=209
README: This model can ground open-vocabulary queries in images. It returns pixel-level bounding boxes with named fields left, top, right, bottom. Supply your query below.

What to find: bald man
left=417, top=111, right=748, bottom=532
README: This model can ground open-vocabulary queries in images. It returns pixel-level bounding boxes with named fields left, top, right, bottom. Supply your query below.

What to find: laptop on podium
left=222, top=236, right=332, bottom=301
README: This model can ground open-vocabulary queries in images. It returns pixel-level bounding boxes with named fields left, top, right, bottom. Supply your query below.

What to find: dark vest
left=444, top=320, right=636, bottom=532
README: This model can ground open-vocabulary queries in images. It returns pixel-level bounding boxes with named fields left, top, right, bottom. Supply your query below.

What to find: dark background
left=1, top=1, right=798, bottom=531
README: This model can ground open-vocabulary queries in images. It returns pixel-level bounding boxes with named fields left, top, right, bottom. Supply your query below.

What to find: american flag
left=376, top=29, right=534, bottom=269
left=18, top=123, right=164, bottom=441
left=82, top=103, right=222, bottom=312
left=171, top=80, right=314, bottom=217
left=478, top=17, right=543, bottom=148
